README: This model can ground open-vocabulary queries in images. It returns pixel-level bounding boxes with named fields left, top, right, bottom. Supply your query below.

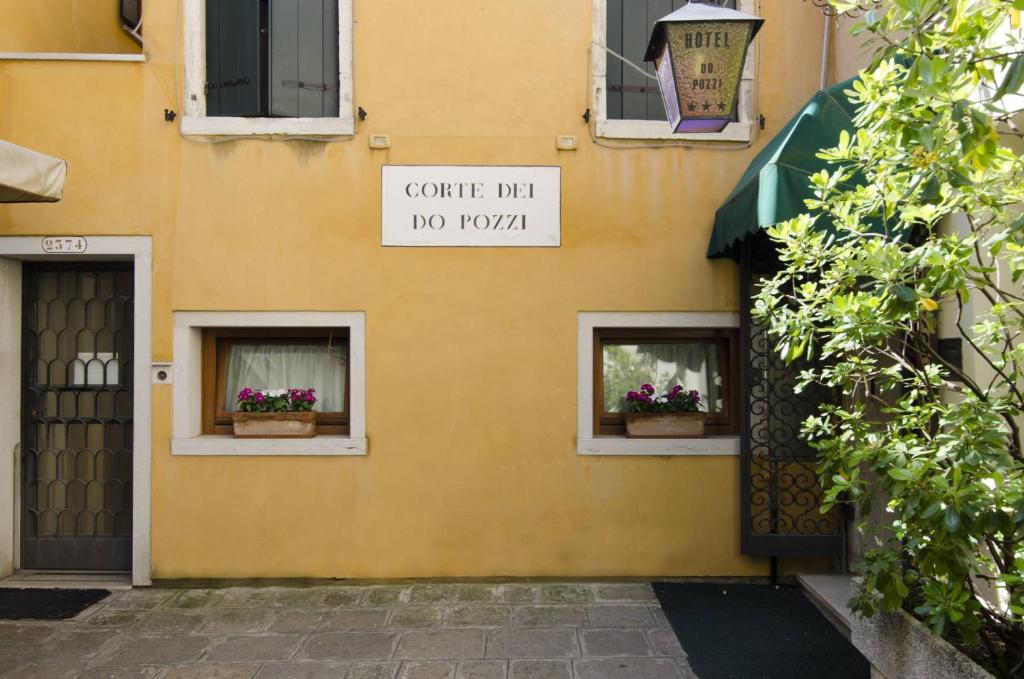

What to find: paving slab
left=255, top=662, right=352, bottom=678
left=594, top=584, right=657, bottom=602
left=407, top=585, right=455, bottom=604
left=395, top=630, right=486, bottom=660
left=99, top=635, right=213, bottom=666
left=647, top=629, right=686, bottom=657
left=3, top=661, right=79, bottom=679
left=580, top=629, right=651, bottom=657
left=453, top=586, right=496, bottom=603
left=300, top=631, right=399, bottom=661
left=455, top=660, right=508, bottom=679
left=586, top=605, right=657, bottom=628
left=0, top=623, right=59, bottom=646
left=494, top=586, right=538, bottom=604
left=509, top=660, right=572, bottom=679
left=573, top=658, right=685, bottom=679
left=163, top=590, right=227, bottom=609
left=104, top=589, right=176, bottom=610
left=38, top=628, right=121, bottom=662
left=347, top=661, right=402, bottom=679
left=398, top=660, right=457, bottom=679
left=76, top=668, right=163, bottom=678
left=133, top=609, right=205, bottom=634
left=197, top=609, right=274, bottom=635
left=160, top=665, right=260, bottom=679
left=321, top=608, right=389, bottom=631
left=267, top=609, right=325, bottom=633
left=444, top=606, right=511, bottom=628
left=206, top=634, right=303, bottom=662
left=512, top=606, right=586, bottom=628
left=540, top=585, right=593, bottom=604
left=485, top=629, right=580, bottom=659
left=322, top=589, right=363, bottom=608
left=389, top=606, right=442, bottom=629
left=361, top=587, right=407, bottom=606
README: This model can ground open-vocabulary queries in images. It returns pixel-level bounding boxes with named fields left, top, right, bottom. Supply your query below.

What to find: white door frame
left=0, top=236, right=152, bottom=586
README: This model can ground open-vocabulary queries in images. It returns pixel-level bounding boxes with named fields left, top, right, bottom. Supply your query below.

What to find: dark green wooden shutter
left=270, top=0, right=340, bottom=118
left=206, top=0, right=262, bottom=117
left=606, top=0, right=734, bottom=121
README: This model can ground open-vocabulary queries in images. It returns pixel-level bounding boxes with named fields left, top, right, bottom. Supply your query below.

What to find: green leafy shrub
left=754, top=1, right=1024, bottom=674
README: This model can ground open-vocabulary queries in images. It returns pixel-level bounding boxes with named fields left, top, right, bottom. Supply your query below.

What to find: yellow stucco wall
left=0, top=1, right=834, bottom=579
left=0, top=0, right=140, bottom=54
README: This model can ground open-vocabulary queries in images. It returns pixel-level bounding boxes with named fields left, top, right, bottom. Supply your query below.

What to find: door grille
left=21, top=264, right=134, bottom=571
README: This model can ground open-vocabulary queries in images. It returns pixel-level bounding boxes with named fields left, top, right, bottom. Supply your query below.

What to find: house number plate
left=41, top=236, right=88, bottom=254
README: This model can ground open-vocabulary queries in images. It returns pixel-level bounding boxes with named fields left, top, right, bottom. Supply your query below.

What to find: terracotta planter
left=625, top=412, right=706, bottom=438
left=232, top=411, right=317, bottom=438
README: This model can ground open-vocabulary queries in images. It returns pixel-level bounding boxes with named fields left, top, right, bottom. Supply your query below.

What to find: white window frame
left=181, top=0, right=355, bottom=137
left=591, top=0, right=757, bottom=143
left=171, top=311, right=367, bottom=455
left=577, top=312, right=741, bottom=456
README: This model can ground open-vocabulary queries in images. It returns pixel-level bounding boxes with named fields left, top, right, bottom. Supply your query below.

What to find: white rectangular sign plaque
left=382, top=165, right=561, bottom=247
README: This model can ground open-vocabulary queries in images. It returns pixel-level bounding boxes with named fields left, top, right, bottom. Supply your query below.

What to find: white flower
left=266, top=389, right=287, bottom=397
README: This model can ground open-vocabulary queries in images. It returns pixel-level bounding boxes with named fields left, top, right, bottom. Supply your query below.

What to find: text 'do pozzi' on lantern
left=644, top=2, right=764, bottom=134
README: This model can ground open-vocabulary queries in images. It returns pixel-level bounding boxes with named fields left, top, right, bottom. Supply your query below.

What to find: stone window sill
left=0, top=52, right=146, bottom=62
left=576, top=436, right=740, bottom=456
left=597, top=119, right=753, bottom=143
left=180, top=116, right=355, bottom=138
left=171, top=436, right=367, bottom=457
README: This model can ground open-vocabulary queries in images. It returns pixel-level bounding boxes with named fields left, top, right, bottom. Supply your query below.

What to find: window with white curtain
left=202, top=328, right=349, bottom=435
left=594, top=328, right=738, bottom=436
left=223, top=343, right=347, bottom=412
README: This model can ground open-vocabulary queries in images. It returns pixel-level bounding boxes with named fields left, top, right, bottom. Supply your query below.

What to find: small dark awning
left=707, top=77, right=859, bottom=260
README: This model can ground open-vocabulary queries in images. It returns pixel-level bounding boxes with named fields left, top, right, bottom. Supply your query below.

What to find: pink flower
left=641, top=384, right=655, bottom=395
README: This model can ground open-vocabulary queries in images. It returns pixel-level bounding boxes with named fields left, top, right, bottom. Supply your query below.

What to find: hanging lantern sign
left=644, top=2, right=764, bottom=134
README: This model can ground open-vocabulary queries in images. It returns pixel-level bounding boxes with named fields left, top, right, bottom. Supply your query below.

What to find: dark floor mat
left=653, top=582, right=870, bottom=679
left=0, top=588, right=110, bottom=620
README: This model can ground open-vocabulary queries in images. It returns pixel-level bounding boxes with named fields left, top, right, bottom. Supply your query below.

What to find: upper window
left=202, top=327, right=349, bottom=436
left=606, top=0, right=736, bottom=122
left=593, top=327, right=739, bottom=436
left=593, top=0, right=753, bottom=141
left=205, top=0, right=338, bottom=118
left=182, top=0, right=354, bottom=136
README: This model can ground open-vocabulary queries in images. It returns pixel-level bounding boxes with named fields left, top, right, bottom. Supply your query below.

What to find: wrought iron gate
left=21, top=264, right=134, bottom=571
left=739, top=239, right=845, bottom=558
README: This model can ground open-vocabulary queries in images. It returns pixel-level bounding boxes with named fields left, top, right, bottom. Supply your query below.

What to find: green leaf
left=888, top=467, right=915, bottom=481
left=945, top=507, right=961, bottom=533
left=996, top=54, right=1024, bottom=100
left=892, top=285, right=917, bottom=302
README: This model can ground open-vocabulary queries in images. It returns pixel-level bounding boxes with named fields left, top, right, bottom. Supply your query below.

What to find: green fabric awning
left=707, top=77, right=860, bottom=260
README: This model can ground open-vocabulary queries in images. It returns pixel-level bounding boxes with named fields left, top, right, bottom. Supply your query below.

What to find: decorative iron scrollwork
left=740, top=236, right=843, bottom=557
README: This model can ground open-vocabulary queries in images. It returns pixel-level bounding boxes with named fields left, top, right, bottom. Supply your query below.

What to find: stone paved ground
left=0, top=582, right=697, bottom=679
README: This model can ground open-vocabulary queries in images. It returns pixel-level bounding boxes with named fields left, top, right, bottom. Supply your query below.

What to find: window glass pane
left=603, top=342, right=723, bottom=413
left=224, top=343, right=346, bottom=412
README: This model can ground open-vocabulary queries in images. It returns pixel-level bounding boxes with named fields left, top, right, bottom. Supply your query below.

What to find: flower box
left=231, top=411, right=317, bottom=439
left=625, top=411, right=706, bottom=438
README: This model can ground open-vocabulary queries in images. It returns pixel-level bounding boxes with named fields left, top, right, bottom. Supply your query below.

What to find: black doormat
left=653, top=582, right=870, bottom=679
left=0, top=588, right=110, bottom=620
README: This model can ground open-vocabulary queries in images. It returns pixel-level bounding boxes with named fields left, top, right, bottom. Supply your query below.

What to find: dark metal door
left=739, top=241, right=845, bottom=558
left=21, top=264, right=134, bottom=571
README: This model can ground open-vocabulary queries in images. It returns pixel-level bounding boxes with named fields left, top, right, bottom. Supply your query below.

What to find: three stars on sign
left=687, top=102, right=727, bottom=112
